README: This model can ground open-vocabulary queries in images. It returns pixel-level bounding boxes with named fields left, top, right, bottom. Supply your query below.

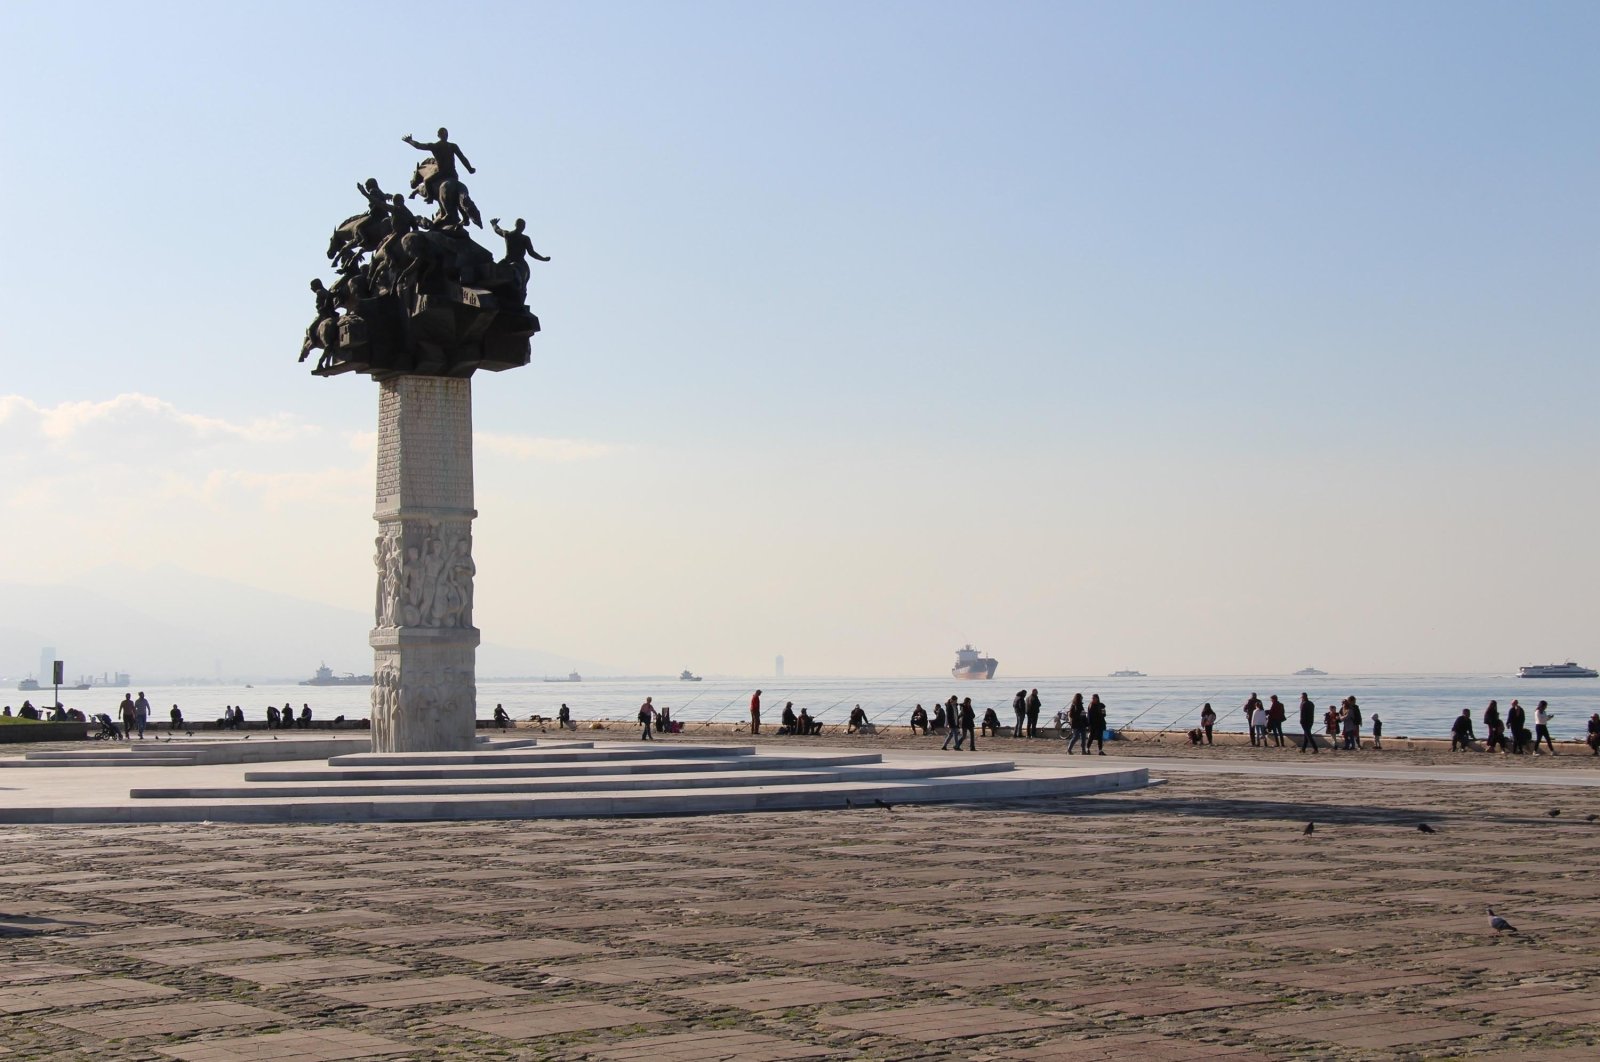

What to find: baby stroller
left=94, top=713, right=125, bottom=741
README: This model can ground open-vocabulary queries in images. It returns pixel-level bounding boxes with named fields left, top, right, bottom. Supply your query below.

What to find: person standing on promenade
left=1343, top=697, right=1363, bottom=749
left=1200, top=702, right=1216, bottom=745
left=1534, top=701, right=1556, bottom=754
left=1250, top=699, right=1268, bottom=749
left=1012, top=689, right=1027, bottom=738
left=1086, top=695, right=1107, bottom=755
left=1026, top=688, right=1042, bottom=738
left=1066, top=694, right=1088, bottom=753
left=1266, top=695, right=1287, bottom=747
left=1297, top=694, right=1318, bottom=753
left=1507, top=700, right=1527, bottom=754
left=1451, top=708, right=1476, bottom=751
left=941, top=699, right=962, bottom=750
left=749, top=690, right=762, bottom=735
left=1483, top=700, right=1505, bottom=753
left=132, top=692, right=150, bottom=739
left=958, top=696, right=977, bottom=751
left=638, top=696, right=655, bottom=740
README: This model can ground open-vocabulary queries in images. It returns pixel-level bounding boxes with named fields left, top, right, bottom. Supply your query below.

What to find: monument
left=298, top=128, right=549, bottom=752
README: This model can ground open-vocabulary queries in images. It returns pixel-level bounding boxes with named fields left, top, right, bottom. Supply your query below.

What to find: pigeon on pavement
left=1302, top=822, right=1315, bottom=836
left=1487, top=906, right=1517, bottom=933
left=874, top=799, right=895, bottom=812
left=1547, top=809, right=1561, bottom=818
left=1417, top=823, right=1436, bottom=834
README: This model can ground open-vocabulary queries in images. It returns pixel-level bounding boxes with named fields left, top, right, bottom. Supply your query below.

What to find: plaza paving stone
left=3, top=768, right=1600, bottom=1059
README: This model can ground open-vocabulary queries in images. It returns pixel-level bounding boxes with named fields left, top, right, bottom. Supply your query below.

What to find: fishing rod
left=1120, top=691, right=1178, bottom=732
left=693, top=688, right=752, bottom=729
left=1155, top=687, right=1229, bottom=736
left=870, top=693, right=919, bottom=737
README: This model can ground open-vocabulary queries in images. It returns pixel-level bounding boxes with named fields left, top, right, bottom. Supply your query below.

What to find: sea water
left=29, top=673, right=1600, bottom=742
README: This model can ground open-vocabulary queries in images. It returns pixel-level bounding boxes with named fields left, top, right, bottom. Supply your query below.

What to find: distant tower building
left=39, top=647, right=55, bottom=683
left=775, top=654, right=784, bottom=678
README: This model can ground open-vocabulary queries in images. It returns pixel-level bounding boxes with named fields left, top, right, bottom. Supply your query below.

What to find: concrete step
left=245, top=751, right=887, bottom=783
left=133, top=759, right=1016, bottom=800
left=9, top=766, right=1149, bottom=823
left=327, top=742, right=740, bottom=767
left=4, top=756, right=201, bottom=768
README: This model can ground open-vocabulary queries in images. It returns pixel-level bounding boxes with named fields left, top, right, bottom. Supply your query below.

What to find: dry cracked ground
left=2, top=772, right=1599, bottom=1061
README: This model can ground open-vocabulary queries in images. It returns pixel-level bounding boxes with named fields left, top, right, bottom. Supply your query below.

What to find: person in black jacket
left=1451, top=708, right=1476, bottom=751
left=1085, top=695, right=1107, bottom=755
left=1026, top=688, right=1042, bottom=738
left=1298, top=693, right=1319, bottom=753
left=958, top=697, right=977, bottom=751
left=1012, top=689, right=1027, bottom=738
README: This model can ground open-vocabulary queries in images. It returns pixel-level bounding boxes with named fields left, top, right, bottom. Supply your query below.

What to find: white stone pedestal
left=368, top=377, right=479, bottom=752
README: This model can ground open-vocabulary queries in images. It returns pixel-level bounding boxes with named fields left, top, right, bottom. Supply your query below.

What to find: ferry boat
left=542, top=672, right=582, bottom=683
left=679, top=670, right=702, bottom=682
left=15, top=678, right=40, bottom=692
left=1294, top=667, right=1328, bottom=677
left=299, top=663, right=373, bottom=686
left=1517, top=662, right=1599, bottom=679
left=1108, top=669, right=1146, bottom=678
left=952, top=645, right=998, bottom=680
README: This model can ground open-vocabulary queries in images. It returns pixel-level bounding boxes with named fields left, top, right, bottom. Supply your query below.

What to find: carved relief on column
left=374, top=520, right=475, bottom=631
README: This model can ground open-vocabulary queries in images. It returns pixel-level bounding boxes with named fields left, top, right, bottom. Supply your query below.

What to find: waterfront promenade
left=3, top=734, right=1598, bottom=1060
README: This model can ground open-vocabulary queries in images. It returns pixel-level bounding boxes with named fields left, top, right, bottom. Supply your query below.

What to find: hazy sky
left=2, top=2, right=1596, bottom=676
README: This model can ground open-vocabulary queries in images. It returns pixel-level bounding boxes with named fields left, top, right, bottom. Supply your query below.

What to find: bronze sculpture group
left=300, top=128, right=549, bottom=378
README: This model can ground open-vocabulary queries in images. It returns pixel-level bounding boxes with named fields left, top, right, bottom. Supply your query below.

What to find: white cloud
left=0, top=393, right=316, bottom=445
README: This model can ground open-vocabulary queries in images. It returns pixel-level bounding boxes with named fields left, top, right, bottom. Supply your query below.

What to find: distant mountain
left=0, top=566, right=619, bottom=683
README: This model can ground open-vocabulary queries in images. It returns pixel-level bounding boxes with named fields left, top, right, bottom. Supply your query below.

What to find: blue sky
left=1, top=2, right=1596, bottom=675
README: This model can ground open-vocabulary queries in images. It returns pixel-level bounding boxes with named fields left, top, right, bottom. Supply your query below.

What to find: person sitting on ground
left=49, top=702, right=68, bottom=721
left=267, top=704, right=281, bottom=728
left=910, top=704, right=929, bottom=735
left=299, top=705, right=313, bottom=729
left=18, top=701, right=40, bottom=720
left=1, top=705, right=10, bottom=717
left=797, top=706, right=815, bottom=735
left=1188, top=727, right=1205, bottom=745
left=847, top=705, right=870, bottom=733
left=558, top=703, right=572, bottom=730
left=170, top=704, right=183, bottom=729
left=1587, top=712, right=1600, bottom=756
left=931, top=703, right=947, bottom=732
left=68, top=707, right=85, bottom=721
left=1451, top=707, right=1476, bottom=751
left=493, top=704, right=511, bottom=728
left=780, top=702, right=798, bottom=735
left=981, top=705, right=1001, bottom=737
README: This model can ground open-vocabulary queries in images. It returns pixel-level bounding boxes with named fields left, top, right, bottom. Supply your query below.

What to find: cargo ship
left=299, top=663, right=373, bottom=686
left=951, top=645, right=998, bottom=680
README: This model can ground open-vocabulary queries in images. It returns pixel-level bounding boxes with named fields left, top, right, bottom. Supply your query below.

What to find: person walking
left=942, top=698, right=963, bottom=751
left=1012, top=689, right=1027, bottom=738
left=958, top=697, right=977, bottom=751
left=638, top=696, right=655, bottom=740
left=1533, top=700, right=1556, bottom=754
left=1026, top=688, right=1042, bottom=738
left=1199, top=702, right=1216, bottom=745
left=132, top=691, right=150, bottom=740
left=749, top=689, right=762, bottom=735
left=1086, top=695, right=1107, bottom=755
left=119, top=693, right=137, bottom=740
left=1066, top=694, right=1088, bottom=753
left=1298, top=693, right=1319, bottom=753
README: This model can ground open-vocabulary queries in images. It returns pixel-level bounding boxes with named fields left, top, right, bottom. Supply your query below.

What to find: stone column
left=369, top=376, right=479, bottom=752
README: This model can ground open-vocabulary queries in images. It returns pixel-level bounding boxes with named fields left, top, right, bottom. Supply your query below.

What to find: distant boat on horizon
left=1294, top=667, right=1328, bottom=677
left=1518, top=661, right=1598, bottom=679
left=543, top=671, right=583, bottom=683
left=299, top=663, right=373, bottom=687
left=1108, top=669, right=1146, bottom=678
left=952, top=645, right=998, bottom=680
left=679, top=670, right=702, bottom=682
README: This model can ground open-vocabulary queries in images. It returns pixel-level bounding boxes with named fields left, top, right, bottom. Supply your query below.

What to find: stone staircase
left=0, top=739, right=1147, bottom=823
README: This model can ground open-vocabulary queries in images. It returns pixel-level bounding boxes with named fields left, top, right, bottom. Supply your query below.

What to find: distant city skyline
left=1, top=3, right=1596, bottom=677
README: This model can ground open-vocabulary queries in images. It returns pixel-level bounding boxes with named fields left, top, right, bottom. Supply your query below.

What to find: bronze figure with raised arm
left=403, top=127, right=475, bottom=201
left=489, top=217, right=550, bottom=296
